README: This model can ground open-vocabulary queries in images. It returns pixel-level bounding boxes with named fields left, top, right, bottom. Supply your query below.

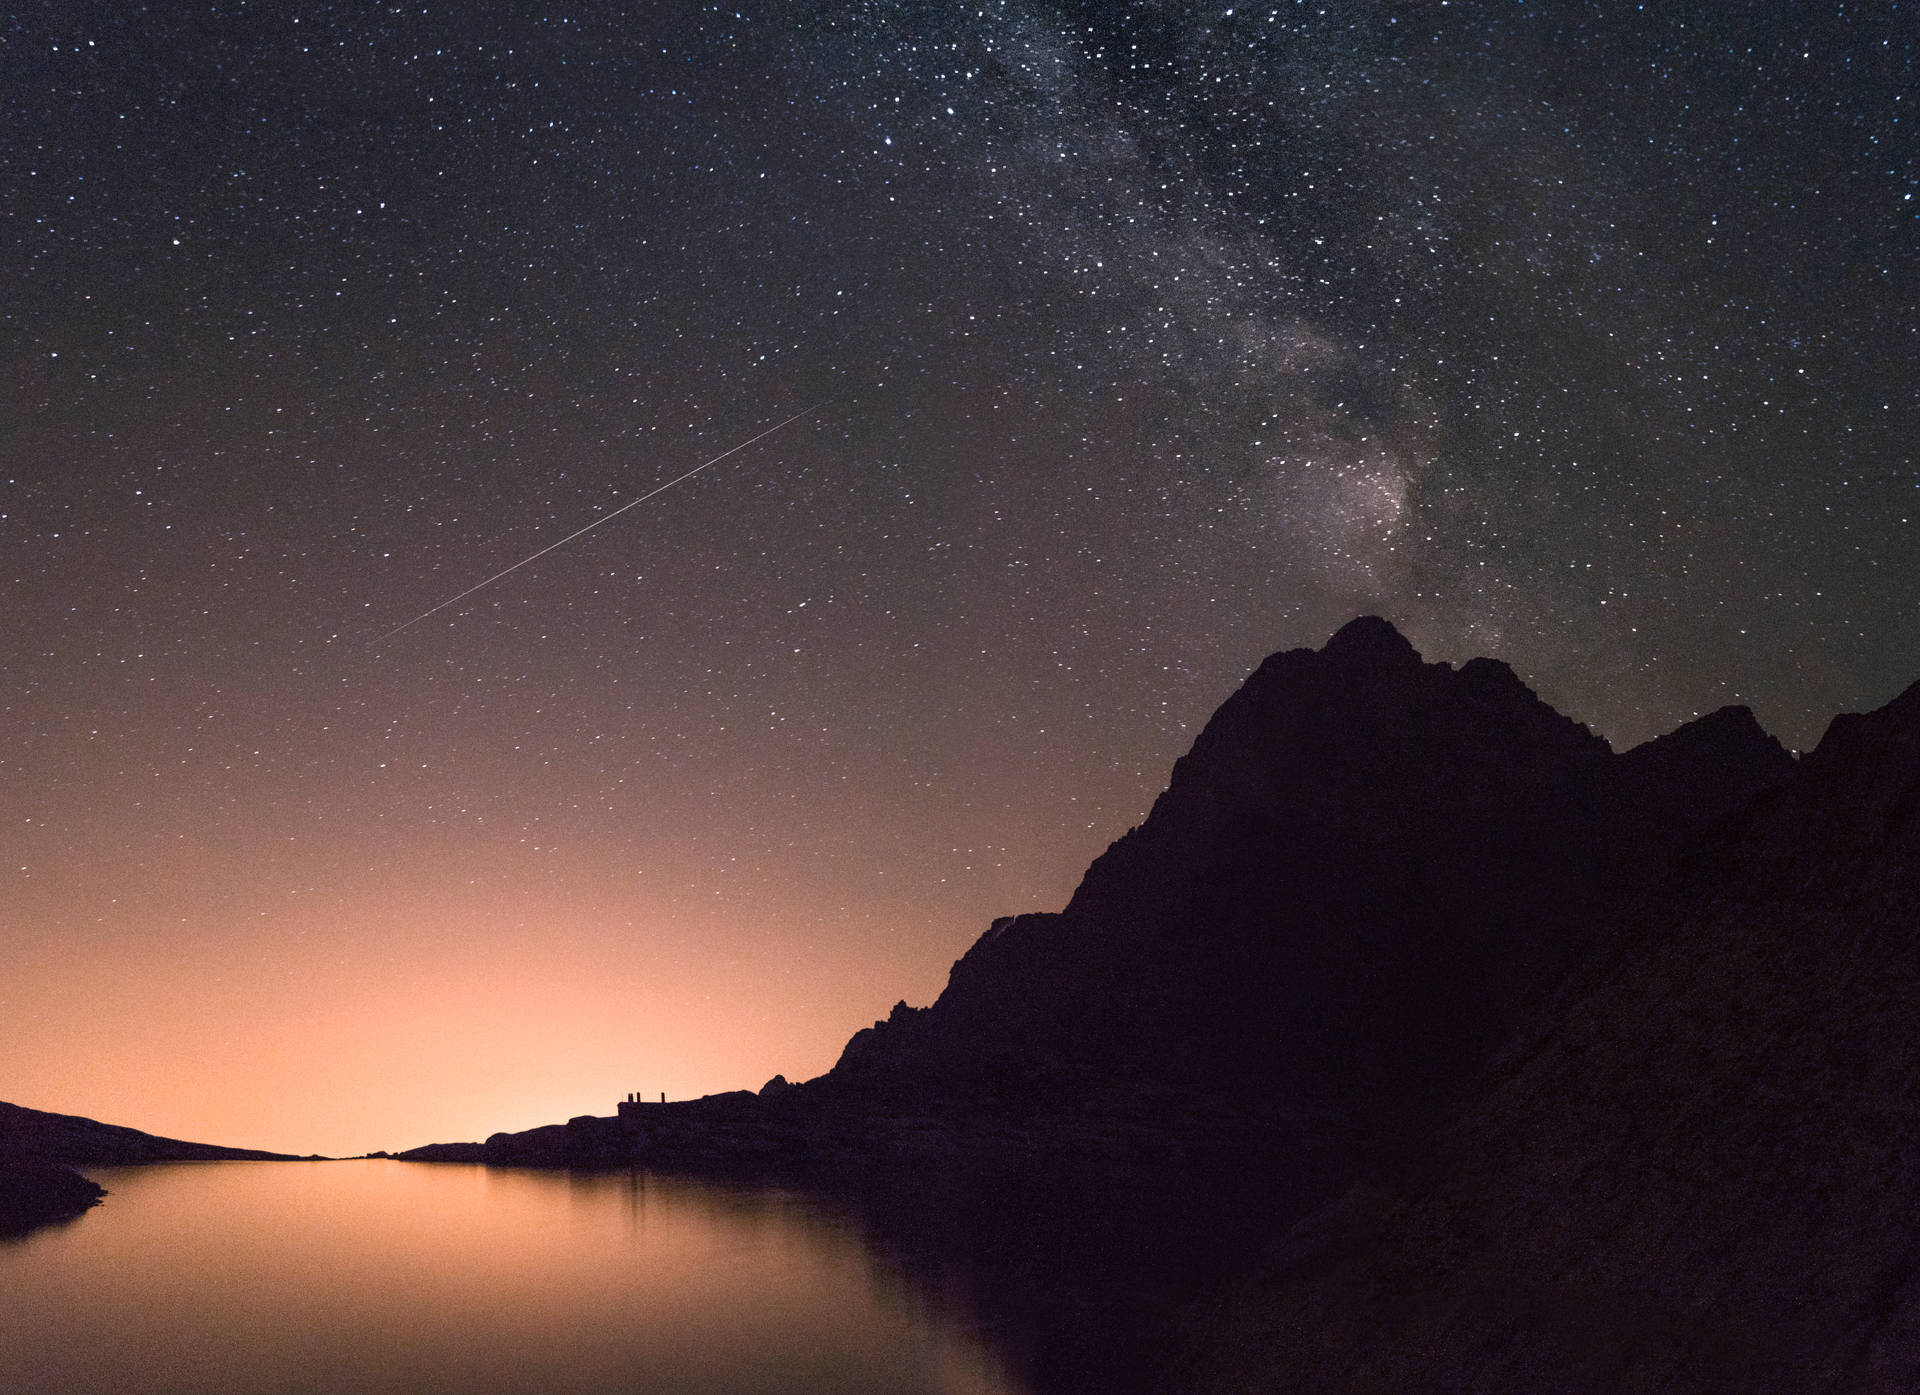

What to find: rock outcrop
left=0, top=1160, right=106, bottom=1234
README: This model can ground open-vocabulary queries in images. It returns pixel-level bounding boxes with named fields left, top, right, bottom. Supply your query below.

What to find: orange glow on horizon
left=3, top=816, right=1102, bottom=1158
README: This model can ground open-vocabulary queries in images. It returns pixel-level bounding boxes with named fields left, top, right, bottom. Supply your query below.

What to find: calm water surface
left=0, top=1161, right=1028, bottom=1395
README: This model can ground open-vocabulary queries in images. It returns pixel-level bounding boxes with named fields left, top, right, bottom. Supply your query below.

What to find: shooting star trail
left=371, top=402, right=821, bottom=646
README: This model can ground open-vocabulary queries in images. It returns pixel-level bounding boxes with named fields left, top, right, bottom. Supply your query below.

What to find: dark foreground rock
left=0, top=1160, right=106, bottom=1235
left=1187, top=674, right=1920, bottom=1393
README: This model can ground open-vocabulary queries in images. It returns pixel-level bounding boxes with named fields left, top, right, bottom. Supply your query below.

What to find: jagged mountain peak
left=1199, top=618, right=1596, bottom=760
left=1705, top=677, right=1920, bottom=892
left=1321, top=614, right=1421, bottom=663
left=1134, top=620, right=1607, bottom=852
left=1618, top=703, right=1795, bottom=793
left=825, top=619, right=1795, bottom=1122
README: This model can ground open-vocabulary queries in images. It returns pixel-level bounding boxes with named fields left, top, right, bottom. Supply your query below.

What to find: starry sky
left=4, top=1, right=1914, bottom=1157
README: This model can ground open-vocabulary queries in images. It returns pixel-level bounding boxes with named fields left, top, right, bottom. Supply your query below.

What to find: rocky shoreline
left=0, top=1160, right=106, bottom=1235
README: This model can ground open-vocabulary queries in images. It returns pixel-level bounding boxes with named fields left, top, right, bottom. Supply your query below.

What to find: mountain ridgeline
left=1193, top=645, right=1920, bottom=1392
left=821, top=616, right=1792, bottom=1132
left=408, top=617, right=1793, bottom=1170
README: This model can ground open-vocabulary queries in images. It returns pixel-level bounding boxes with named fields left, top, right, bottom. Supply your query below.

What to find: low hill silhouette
left=0, top=1101, right=315, bottom=1165
left=0, top=1101, right=316, bottom=1235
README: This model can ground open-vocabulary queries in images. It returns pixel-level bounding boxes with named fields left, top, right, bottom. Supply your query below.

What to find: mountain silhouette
left=405, top=617, right=1920, bottom=1394
left=405, top=619, right=1796, bottom=1175
left=0, top=1159, right=105, bottom=1235
left=818, top=616, right=1791, bottom=1147
left=1192, top=670, right=1920, bottom=1393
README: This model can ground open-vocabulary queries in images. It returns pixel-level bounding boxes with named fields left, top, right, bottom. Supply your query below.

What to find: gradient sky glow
left=4, top=1, right=1915, bottom=1157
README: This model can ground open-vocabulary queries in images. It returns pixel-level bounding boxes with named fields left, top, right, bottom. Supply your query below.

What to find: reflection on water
left=0, top=1161, right=1027, bottom=1395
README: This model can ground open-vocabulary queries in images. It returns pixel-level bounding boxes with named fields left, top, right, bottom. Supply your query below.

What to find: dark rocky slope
left=1191, top=674, right=1920, bottom=1393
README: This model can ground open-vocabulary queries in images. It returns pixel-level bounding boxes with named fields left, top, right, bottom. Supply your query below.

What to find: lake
left=0, top=1161, right=1029, bottom=1395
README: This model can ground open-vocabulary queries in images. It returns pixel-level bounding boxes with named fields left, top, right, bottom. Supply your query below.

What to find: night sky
left=5, top=1, right=1914, bottom=1157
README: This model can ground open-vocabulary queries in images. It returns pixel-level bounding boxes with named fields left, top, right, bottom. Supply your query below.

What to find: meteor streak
left=371, top=403, right=820, bottom=646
